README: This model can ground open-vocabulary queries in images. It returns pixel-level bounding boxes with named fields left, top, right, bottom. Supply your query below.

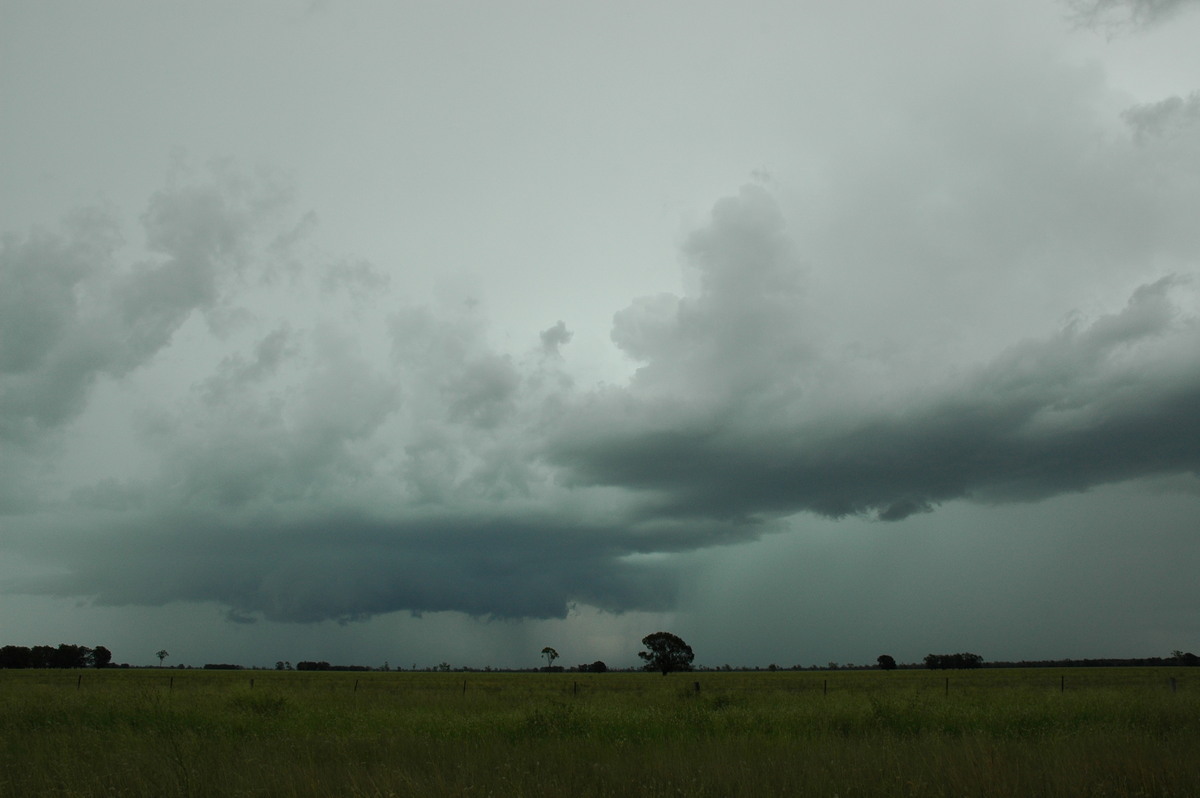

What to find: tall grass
left=1, top=668, right=1197, bottom=796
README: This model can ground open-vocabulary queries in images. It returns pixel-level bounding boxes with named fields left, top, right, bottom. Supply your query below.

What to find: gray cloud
left=199, top=326, right=296, bottom=406
left=4, top=56, right=1200, bottom=631
left=549, top=190, right=1200, bottom=524
left=6, top=165, right=1200, bottom=623
left=539, top=321, right=572, bottom=357
left=1066, top=0, right=1200, bottom=29
left=0, top=165, right=294, bottom=444
left=9, top=510, right=685, bottom=622
left=1123, top=92, right=1200, bottom=142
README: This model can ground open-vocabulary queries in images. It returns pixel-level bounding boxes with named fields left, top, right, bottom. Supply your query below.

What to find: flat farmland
left=1, top=667, right=1198, bottom=796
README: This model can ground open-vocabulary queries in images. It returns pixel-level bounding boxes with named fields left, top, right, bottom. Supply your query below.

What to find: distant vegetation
left=1, top=639, right=1196, bottom=672
left=0, top=644, right=111, bottom=669
left=923, top=652, right=984, bottom=670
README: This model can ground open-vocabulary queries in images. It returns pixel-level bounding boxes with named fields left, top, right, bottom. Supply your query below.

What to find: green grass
left=1, top=668, right=1197, bottom=796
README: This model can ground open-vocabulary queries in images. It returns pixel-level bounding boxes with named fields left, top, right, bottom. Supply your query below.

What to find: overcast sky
left=2, top=0, right=1199, bottom=670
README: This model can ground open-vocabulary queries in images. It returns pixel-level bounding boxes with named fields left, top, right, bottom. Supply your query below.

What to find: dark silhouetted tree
left=877, top=654, right=896, bottom=670
left=156, top=649, right=169, bottom=666
left=541, top=646, right=559, bottom=669
left=90, top=646, right=112, bottom=668
left=0, top=645, right=33, bottom=669
left=638, top=632, right=694, bottom=675
left=924, top=652, right=983, bottom=670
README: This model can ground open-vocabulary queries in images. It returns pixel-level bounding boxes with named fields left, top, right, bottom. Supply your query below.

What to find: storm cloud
left=6, top=149, right=1200, bottom=624
left=1, top=0, right=1199, bottom=659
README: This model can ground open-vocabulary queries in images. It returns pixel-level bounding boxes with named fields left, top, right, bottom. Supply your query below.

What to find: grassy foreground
left=1, top=667, right=1198, bottom=797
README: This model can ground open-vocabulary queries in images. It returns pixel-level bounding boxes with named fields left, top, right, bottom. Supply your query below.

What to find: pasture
left=1, top=667, right=1197, bottom=796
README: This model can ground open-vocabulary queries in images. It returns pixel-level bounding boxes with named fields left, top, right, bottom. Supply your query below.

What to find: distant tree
left=638, top=632, right=694, bottom=675
left=156, top=650, right=169, bottom=666
left=0, top=645, right=32, bottom=669
left=924, top=652, right=983, bottom=670
left=589, top=660, right=607, bottom=673
left=90, top=646, right=113, bottom=669
left=541, top=647, right=559, bottom=670
left=46, top=644, right=90, bottom=668
left=275, top=661, right=286, bottom=671
left=877, top=654, right=897, bottom=671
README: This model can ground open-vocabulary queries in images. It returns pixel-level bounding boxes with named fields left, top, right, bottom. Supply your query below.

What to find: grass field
left=1, top=667, right=1198, bottom=796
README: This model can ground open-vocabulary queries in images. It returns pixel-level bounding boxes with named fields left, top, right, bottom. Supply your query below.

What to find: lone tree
left=877, top=654, right=897, bottom=671
left=156, top=649, right=169, bottom=666
left=90, top=646, right=113, bottom=669
left=638, top=632, right=694, bottom=675
left=541, top=646, right=559, bottom=669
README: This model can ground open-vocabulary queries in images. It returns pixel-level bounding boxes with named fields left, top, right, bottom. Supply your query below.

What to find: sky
left=1, top=0, right=1199, bottom=670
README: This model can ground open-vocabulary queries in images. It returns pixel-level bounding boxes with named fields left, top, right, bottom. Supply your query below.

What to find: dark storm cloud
left=7, top=167, right=1200, bottom=622
left=5, top=66, right=1200, bottom=626
left=548, top=190, right=1200, bottom=523
left=10, top=509, right=743, bottom=621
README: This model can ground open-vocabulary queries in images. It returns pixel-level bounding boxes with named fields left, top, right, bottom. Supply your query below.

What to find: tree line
left=0, top=644, right=112, bottom=669
left=922, top=652, right=984, bottom=670
left=2, top=637, right=1193, bottom=672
